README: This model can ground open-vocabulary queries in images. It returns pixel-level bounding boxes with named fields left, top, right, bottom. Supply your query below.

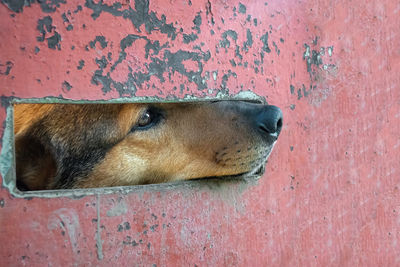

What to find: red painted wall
left=1, top=0, right=399, bottom=266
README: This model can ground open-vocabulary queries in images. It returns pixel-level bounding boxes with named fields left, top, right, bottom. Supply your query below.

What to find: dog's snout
left=256, top=105, right=283, bottom=137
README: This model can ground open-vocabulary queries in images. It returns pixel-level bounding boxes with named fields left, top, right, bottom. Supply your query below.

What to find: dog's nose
left=255, top=105, right=283, bottom=137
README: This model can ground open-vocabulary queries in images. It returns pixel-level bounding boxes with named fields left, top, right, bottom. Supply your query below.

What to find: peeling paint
left=61, top=81, right=72, bottom=92
left=303, top=41, right=336, bottom=81
left=272, top=41, right=280, bottom=55
left=89, top=36, right=108, bottom=50
left=242, top=29, right=253, bottom=52
left=117, top=222, right=131, bottom=232
left=219, top=30, right=238, bottom=51
left=0, top=61, right=13, bottom=75
left=85, top=0, right=177, bottom=40
left=260, top=32, right=271, bottom=53
left=1, top=0, right=400, bottom=265
left=192, top=12, right=202, bottom=34
left=2, top=0, right=66, bottom=13
left=77, top=60, right=85, bottom=70
left=91, top=33, right=211, bottom=96
left=238, top=3, right=246, bottom=14
left=36, top=16, right=62, bottom=50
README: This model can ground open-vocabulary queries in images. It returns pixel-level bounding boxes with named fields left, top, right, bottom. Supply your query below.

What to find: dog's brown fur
left=14, top=102, right=281, bottom=190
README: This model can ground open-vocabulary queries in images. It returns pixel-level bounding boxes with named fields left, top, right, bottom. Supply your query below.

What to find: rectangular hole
left=1, top=95, right=279, bottom=197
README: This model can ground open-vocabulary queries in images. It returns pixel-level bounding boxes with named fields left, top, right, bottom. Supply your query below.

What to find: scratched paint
left=47, top=208, right=81, bottom=256
left=1, top=0, right=400, bottom=266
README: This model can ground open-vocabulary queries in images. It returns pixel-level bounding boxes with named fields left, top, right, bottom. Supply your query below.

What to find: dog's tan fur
left=14, top=102, right=280, bottom=190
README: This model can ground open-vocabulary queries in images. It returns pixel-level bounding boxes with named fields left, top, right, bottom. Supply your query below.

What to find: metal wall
left=0, top=0, right=399, bottom=265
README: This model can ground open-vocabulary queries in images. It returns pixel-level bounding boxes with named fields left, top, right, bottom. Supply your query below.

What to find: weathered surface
left=0, top=0, right=399, bottom=265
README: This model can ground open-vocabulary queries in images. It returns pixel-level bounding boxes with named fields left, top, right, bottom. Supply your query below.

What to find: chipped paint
left=1, top=0, right=400, bottom=265
left=1, top=0, right=285, bottom=98
left=2, top=0, right=66, bottom=13
left=303, top=41, right=336, bottom=81
left=36, top=16, right=62, bottom=50
left=260, top=32, right=271, bottom=53
left=85, top=0, right=177, bottom=39
left=0, top=61, right=13, bottom=75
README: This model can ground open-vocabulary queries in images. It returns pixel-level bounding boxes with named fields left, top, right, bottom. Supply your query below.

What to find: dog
left=13, top=101, right=282, bottom=190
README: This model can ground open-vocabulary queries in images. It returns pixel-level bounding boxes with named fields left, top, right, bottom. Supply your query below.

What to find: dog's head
left=14, top=101, right=282, bottom=190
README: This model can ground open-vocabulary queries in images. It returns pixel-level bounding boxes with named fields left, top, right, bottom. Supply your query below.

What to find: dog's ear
left=15, top=132, right=56, bottom=191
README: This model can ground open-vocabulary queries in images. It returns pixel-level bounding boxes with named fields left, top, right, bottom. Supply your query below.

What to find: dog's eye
left=138, top=110, right=152, bottom=127
left=131, top=107, right=162, bottom=132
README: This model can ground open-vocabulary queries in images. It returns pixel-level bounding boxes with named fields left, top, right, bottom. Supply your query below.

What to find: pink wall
left=0, top=0, right=399, bottom=265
